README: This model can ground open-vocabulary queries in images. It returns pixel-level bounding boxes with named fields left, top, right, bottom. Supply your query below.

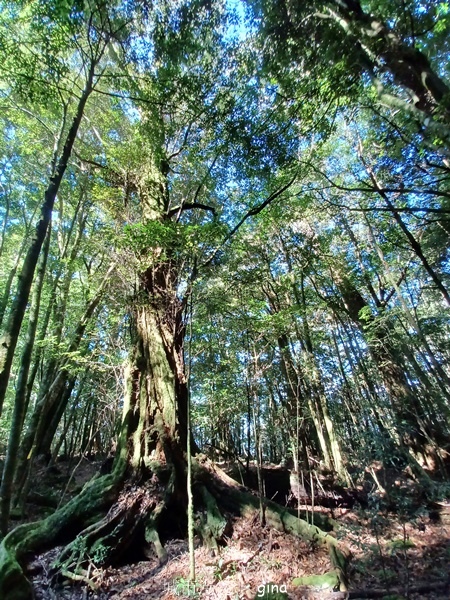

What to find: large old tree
left=0, top=1, right=349, bottom=597
left=0, top=0, right=449, bottom=597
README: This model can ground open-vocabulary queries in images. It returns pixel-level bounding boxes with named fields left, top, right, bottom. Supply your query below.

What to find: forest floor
left=16, top=458, right=450, bottom=600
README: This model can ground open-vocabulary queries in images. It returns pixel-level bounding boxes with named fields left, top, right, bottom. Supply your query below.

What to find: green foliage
left=173, top=576, right=204, bottom=598
left=0, top=1, right=78, bottom=103
left=387, top=538, right=415, bottom=552
left=123, top=221, right=180, bottom=254
left=91, top=540, right=109, bottom=564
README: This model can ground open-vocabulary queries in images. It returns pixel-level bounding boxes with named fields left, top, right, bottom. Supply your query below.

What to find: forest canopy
left=0, top=0, right=449, bottom=598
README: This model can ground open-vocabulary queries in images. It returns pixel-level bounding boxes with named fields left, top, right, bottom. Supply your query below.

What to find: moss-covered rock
left=292, top=569, right=340, bottom=590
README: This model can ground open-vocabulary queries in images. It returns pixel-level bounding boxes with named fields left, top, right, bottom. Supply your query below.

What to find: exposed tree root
left=0, top=467, right=124, bottom=600
left=196, top=485, right=230, bottom=553
left=144, top=466, right=176, bottom=565
left=197, top=457, right=351, bottom=591
left=53, top=483, right=158, bottom=577
left=0, top=456, right=352, bottom=599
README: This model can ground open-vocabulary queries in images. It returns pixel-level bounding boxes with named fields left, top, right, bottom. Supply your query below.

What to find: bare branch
left=167, top=203, right=216, bottom=219
left=202, top=172, right=298, bottom=268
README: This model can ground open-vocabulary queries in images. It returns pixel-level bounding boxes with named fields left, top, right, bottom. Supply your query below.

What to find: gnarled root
left=196, top=457, right=351, bottom=591
left=0, top=469, right=124, bottom=600
left=53, top=483, right=159, bottom=580
left=0, top=455, right=351, bottom=599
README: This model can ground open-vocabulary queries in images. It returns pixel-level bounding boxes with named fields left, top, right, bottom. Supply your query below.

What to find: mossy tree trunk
left=126, top=258, right=189, bottom=470
left=0, top=151, right=352, bottom=600
left=0, top=226, right=51, bottom=536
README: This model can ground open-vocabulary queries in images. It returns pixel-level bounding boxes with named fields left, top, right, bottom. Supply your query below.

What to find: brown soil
left=15, top=459, right=450, bottom=599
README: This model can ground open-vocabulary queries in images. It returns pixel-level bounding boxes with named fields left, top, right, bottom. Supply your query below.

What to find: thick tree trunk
left=327, top=0, right=450, bottom=117
left=127, top=258, right=189, bottom=468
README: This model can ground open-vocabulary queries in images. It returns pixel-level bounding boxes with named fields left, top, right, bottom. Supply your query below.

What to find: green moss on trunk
left=197, top=486, right=228, bottom=553
left=199, top=458, right=351, bottom=591
left=0, top=467, right=124, bottom=600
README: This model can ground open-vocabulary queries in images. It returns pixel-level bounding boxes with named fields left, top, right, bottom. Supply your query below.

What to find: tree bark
left=127, top=259, right=189, bottom=468
left=0, top=59, right=98, bottom=415
left=326, top=0, right=450, bottom=117
left=0, top=225, right=51, bottom=535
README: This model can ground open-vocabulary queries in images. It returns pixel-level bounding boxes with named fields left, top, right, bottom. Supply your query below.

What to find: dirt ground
left=15, top=458, right=450, bottom=599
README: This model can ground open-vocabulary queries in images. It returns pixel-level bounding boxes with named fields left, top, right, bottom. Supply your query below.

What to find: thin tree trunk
left=364, top=213, right=450, bottom=392
left=337, top=316, right=393, bottom=436
left=23, top=192, right=89, bottom=415
left=50, top=375, right=87, bottom=464
left=0, top=232, right=31, bottom=330
left=0, top=226, right=51, bottom=534
left=297, top=274, right=346, bottom=478
left=0, top=58, right=98, bottom=415
left=0, top=183, right=10, bottom=260
left=38, top=376, right=77, bottom=458
left=13, top=264, right=114, bottom=503
left=361, top=157, right=450, bottom=306
left=334, top=273, right=435, bottom=461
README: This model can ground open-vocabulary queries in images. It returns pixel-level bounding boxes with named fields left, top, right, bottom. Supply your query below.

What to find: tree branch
left=202, top=173, right=298, bottom=268
left=308, top=163, right=450, bottom=202
left=323, top=198, right=450, bottom=215
left=167, top=203, right=216, bottom=219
